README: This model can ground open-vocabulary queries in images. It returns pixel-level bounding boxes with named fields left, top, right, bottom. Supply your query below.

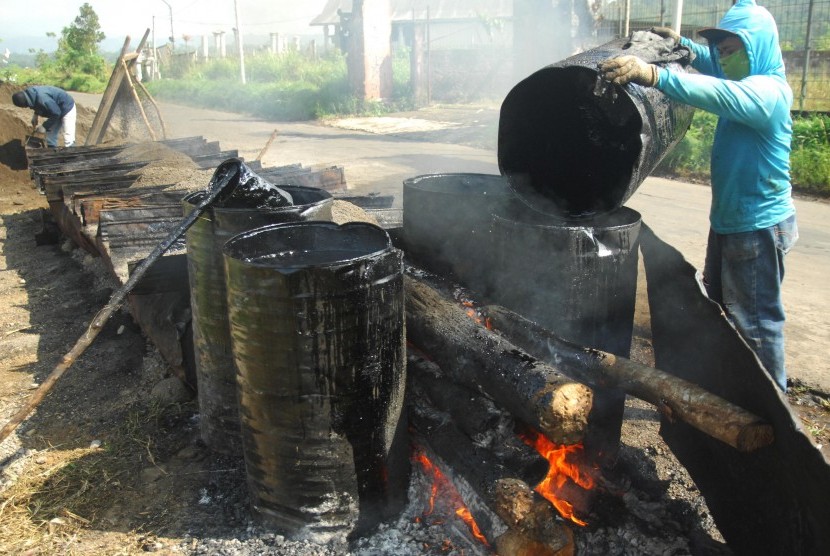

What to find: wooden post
left=85, top=36, right=132, bottom=145
left=134, top=80, right=168, bottom=139
left=255, top=129, right=279, bottom=161
left=85, top=29, right=151, bottom=145
left=122, top=61, right=157, bottom=141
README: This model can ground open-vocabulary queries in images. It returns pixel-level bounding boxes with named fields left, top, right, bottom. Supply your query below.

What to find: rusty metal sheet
left=641, top=223, right=830, bottom=555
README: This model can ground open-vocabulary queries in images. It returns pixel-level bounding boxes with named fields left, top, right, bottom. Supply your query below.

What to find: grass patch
left=145, top=48, right=415, bottom=122
left=0, top=401, right=195, bottom=554
left=658, top=111, right=830, bottom=196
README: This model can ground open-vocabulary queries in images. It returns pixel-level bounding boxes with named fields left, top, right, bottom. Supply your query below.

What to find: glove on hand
left=650, top=26, right=682, bottom=45
left=600, top=55, right=659, bottom=87
left=35, top=124, right=47, bottom=134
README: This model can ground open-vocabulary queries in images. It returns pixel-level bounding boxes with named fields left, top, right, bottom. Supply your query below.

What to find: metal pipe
left=161, top=0, right=174, bottom=48
left=624, top=0, right=631, bottom=37
left=673, top=0, right=683, bottom=34
left=799, top=0, right=816, bottom=110
left=234, top=0, right=246, bottom=85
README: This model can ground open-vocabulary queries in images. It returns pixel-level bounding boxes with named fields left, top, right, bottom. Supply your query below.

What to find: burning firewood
left=492, top=479, right=575, bottom=556
left=408, top=353, right=553, bottom=482
left=408, top=395, right=538, bottom=545
left=405, top=274, right=594, bottom=445
left=483, top=304, right=774, bottom=452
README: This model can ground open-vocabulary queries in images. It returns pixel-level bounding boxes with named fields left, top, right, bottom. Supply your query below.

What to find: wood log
left=405, top=274, right=593, bottom=445
left=483, top=304, right=774, bottom=452
left=408, top=353, right=550, bottom=482
left=408, top=353, right=503, bottom=437
left=409, top=394, right=547, bottom=545
left=493, top=478, right=575, bottom=556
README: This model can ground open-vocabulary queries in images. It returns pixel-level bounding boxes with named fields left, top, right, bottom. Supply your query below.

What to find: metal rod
left=673, top=0, right=683, bottom=34
left=0, top=171, right=236, bottom=444
left=799, top=0, right=816, bottom=110
left=234, top=0, right=247, bottom=85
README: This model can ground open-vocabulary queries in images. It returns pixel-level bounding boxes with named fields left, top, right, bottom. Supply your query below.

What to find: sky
left=0, top=0, right=329, bottom=52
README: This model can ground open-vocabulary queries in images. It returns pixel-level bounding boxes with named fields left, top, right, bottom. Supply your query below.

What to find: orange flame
left=462, top=304, right=493, bottom=330
left=455, top=507, right=488, bottom=545
left=413, top=449, right=490, bottom=546
left=520, top=429, right=595, bottom=526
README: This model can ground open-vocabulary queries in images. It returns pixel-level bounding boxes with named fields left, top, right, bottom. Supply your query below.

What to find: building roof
left=310, top=0, right=512, bottom=26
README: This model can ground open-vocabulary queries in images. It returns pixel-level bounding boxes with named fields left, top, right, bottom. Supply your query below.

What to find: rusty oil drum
left=402, top=173, right=515, bottom=296
left=222, top=221, right=409, bottom=540
left=498, top=38, right=695, bottom=218
left=183, top=184, right=332, bottom=455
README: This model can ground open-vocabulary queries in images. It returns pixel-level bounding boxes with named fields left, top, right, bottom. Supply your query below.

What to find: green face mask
left=719, top=49, right=750, bottom=80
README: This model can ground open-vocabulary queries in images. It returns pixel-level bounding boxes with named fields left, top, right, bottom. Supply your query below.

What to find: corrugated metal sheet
left=392, top=0, right=512, bottom=20
left=311, top=0, right=353, bottom=26
left=311, top=0, right=512, bottom=26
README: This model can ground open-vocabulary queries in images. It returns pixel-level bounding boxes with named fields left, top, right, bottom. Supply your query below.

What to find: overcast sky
left=1, top=0, right=329, bottom=51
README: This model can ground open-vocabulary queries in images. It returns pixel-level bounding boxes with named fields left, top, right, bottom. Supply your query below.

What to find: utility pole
left=673, top=0, right=684, bottom=34
left=234, top=0, right=246, bottom=84
left=161, top=0, right=175, bottom=49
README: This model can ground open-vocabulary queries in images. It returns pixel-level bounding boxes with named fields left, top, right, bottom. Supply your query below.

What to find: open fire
left=518, top=428, right=596, bottom=527
left=457, top=289, right=597, bottom=526
left=413, top=449, right=490, bottom=547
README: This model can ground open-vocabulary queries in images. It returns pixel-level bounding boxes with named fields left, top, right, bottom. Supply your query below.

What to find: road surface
left=73, top=94, right=830, bottom=391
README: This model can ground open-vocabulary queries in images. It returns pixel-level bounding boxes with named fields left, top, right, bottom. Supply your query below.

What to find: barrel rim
left=184, top=185, right=333, bottom=214
left=492, top=205, right=642, bottom=231
left=222, top=221, right=395, bottom=270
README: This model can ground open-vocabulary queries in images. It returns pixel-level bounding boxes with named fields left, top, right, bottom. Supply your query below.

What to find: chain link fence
left=597, top=0, right=830, bottom=111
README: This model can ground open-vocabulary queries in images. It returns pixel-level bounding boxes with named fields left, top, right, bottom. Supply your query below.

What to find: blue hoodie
left=19, top=86, right=75, bottom=133
left=655, top=0, right=794, bottom=234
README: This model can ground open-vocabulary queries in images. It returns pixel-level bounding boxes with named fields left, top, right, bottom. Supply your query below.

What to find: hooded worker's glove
left=600, top=55, right=659, bottom=87
left=35, top=124, right=47, bottom=135
left=650, top=26, right=682, bottom=46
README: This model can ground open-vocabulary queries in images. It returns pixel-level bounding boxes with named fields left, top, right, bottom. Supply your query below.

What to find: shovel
left=0, top=159, right=253, bottom=444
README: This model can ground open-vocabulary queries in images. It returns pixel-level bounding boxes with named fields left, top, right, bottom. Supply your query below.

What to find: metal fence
left=598, top=0, right=830, bottom=111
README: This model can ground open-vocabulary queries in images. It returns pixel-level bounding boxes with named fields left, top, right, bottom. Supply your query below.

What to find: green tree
left=50, top=3, right=108, bottom=90
left=61, top=3, right=106, bottom=55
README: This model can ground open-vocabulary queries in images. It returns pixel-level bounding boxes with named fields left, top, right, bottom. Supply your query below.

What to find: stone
left=150, top=377, right=191, bottom=405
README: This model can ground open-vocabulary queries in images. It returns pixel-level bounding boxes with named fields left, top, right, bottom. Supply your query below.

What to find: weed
left=658, top=111, right=830, bottom=195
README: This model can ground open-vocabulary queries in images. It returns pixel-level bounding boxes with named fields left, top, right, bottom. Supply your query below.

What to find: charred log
left=408, top=354, right=558, bottom=481
left=404, top=273, right=593, bottom=445
left=408, top=393, right=547, bottom=544
left=408, top=354, right=504, bottom=433
left=493, top=479, right=575, bottom=556
left=483, top=304, right=774, bottom=452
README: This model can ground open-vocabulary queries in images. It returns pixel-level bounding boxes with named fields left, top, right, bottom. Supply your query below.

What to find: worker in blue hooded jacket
left=11, top=85, right=76, bottom=148
left=600, top=0, right=797, bottom=392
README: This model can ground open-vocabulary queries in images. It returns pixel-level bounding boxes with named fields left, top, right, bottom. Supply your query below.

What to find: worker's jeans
left=45, top=105, right=76, bottom=148
left=703, top=215, right=798, bottom=391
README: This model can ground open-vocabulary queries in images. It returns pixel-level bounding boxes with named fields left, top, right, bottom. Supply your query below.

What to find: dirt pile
left=115, top=142, right=216, bottom=191
left=0, top=82, right=118, bottom=152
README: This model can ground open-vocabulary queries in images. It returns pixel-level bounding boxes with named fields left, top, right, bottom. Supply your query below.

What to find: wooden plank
left=86, top=29, right=151, bottom=145
left=122, top=60, right=157, bottom=141
left=85, top=36, right=132, bottom=145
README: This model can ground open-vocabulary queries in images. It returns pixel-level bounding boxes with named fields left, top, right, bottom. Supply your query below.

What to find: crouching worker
left=12, top=85, right=77, bottom=148
left=600, top=0, right=797, bottom=391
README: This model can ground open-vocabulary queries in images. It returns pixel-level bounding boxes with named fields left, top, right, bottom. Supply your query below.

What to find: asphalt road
left=74, top=94, right=830, bottom=390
